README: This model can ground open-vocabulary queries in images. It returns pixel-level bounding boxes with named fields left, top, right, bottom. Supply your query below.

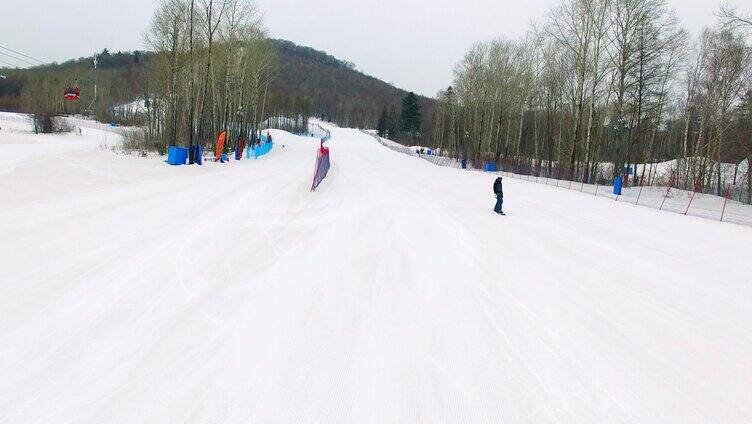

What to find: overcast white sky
left=0, top=0, right=739, bottom=96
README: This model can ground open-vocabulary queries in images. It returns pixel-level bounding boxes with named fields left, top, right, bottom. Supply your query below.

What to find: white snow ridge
left=1, top=113, right=751, bottom=423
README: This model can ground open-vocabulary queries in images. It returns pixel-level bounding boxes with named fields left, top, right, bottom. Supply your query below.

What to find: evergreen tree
left=377, top=106, right=399, bottom=139
left=386, top=106, right=399, bottom=139
left=377, top=106, right=389, bottom=137
left=399, top=92, right=422, bottom=144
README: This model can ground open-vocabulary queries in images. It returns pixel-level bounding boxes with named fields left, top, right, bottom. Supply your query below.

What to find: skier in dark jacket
left=493, top=177, right=504, bottom=214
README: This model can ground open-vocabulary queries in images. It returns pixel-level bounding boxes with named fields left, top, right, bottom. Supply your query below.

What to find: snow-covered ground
left=113, top=98, right=148, bottom=117
left=495, top=172, right=752, bottom=227
left=1, top=113, right=751, bottom=423
left=608, top=158, right=748, bottom=187
left=369, top=133, right=752, bottom=227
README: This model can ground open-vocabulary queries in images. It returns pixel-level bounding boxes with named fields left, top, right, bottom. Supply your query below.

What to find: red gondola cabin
left=64, top=86, right=80, bottom=101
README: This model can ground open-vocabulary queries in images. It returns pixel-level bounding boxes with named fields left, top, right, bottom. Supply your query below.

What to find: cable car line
left=0, top=44, right=45, bottom=64
left=0, top=58, right=20, bottom=68
left=0, top=51, right=37, bottom=67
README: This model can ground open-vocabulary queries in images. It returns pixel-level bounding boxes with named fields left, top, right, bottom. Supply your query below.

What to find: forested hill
left=0, top=40, right=435, bottom=140
left=267, top=39, right=435, bottom=131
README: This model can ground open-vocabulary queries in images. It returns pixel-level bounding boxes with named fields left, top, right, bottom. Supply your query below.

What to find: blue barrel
left=461, top=159, right=467, bottom=169
left=188, top=145, right=203, bottom=165
left=613, top=176, right=623, bottom=195
left=166, top=146, right=188, bottom=165
left=195, top=145, right=203, bottom=165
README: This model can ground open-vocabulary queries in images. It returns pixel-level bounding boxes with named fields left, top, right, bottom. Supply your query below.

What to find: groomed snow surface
left=368, top=131, right=752, bottom=227
left=1, top=113, right=751, bottom=423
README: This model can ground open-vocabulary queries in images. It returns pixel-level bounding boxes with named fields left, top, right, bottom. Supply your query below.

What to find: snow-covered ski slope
left=1, top=115, right=751, bottom=423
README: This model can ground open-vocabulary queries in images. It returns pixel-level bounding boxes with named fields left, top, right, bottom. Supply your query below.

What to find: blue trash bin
left=166, top=146, right=188, bottom=165
left=461, top=159, right=467, bottom=169
left=613, top=176, right=623, bottom=195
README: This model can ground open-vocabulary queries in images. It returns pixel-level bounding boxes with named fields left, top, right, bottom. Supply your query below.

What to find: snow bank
left=1, top=119, right=751, bottom=423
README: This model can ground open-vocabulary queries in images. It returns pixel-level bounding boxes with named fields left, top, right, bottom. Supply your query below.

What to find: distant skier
left=493, top=177, right=504, bottom=215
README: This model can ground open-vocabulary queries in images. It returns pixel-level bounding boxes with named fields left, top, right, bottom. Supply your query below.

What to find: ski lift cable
left=0, top=51, right=37, bottom=67
left=0, top=44, right=45, bottom=64
left=0, top=58, right=20, bottom=68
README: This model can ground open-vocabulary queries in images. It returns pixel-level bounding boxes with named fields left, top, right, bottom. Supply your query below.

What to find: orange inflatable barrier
left=215, top=131, right=227, bottom=162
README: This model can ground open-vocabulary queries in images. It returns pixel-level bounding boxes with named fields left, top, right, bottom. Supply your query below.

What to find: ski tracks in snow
left=1, top=124, right=751, bottom=423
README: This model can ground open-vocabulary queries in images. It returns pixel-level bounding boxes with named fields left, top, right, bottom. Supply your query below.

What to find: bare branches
left=717, top=4, right=752, bottom=32
left=449, top=0, right=752, bottom=199
left=145, top=0, right=275, bottom=151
